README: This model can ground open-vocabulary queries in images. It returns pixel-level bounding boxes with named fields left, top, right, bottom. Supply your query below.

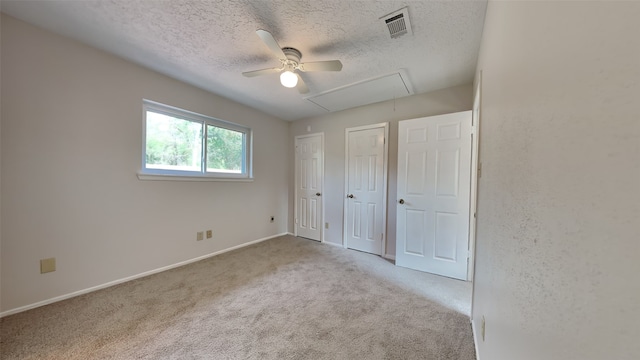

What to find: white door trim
left=294, top=133, right=325, bottom=242
left=470, top=71, right=482, bottom=318
left=468, top=78, right=481, bottom=281
left=343, top=122, right=389, bottom=254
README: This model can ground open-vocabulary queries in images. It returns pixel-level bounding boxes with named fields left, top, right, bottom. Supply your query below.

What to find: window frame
left=139, top=99, right=253, bottom=181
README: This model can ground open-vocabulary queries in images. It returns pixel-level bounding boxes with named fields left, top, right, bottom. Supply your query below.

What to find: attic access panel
left=305, top=71, right=414, bottom=112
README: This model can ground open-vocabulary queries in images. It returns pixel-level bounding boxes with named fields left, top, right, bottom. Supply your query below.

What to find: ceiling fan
left=242, top=30, right=343, bottom=94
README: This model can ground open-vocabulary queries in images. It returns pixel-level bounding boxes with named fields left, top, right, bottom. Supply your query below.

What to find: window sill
left=137, top=173, right=254, bottom=182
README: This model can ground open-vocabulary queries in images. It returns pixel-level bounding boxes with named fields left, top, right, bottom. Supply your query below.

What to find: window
left=141, top=100, right=252, bottom=180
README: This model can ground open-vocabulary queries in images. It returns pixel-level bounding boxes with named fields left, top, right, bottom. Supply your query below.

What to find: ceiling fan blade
left=256, top=29, right=287, bottom=60
left=296, top=74, right=309, bottom=94
left=299, top=60, right=343, bottom=72
left=242, top=67, right=282, bottom=77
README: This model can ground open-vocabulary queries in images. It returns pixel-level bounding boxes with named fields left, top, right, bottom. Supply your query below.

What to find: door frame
left=294, top=133, right=325, bottom=242
left=468, top=76, right=482, bottom=281
left=343, top=122, right=389, bottom=254
left=470, top=72, right=482, bottom=318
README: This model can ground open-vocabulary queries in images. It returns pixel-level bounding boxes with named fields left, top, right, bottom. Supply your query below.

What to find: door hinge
left=478, top=162, right=482, bottom=178
left=295, top=218, right=299, bottom=224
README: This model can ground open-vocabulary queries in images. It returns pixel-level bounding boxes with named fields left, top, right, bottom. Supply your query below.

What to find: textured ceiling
left=1, top=0, right=487, bottom=121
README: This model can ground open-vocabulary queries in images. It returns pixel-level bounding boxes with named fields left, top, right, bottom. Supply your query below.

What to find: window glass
left=141, top=100, right=252, bottom=180
left=206, top=125, right=243, bottom=174
left=145, top=112, right=202, bottom=172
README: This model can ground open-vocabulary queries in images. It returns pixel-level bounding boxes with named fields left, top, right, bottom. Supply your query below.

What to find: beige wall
left=472, top=1, right=640, bottom=359
left=1, top=15, right=290, bottom=313
left=289, top=85, right=473, bottom=257
left=0, top=14, right=3, bottom=313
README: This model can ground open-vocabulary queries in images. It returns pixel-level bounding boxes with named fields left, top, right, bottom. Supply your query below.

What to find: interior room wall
left=1, top=14, right=290, bottom=314
left=288, top=84, right=473, bottom=257
left=471, top=1, right=640, bottom=359
left=0, top=14, right=3, bottom=313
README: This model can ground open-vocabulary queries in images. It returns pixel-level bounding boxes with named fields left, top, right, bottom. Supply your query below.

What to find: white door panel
left=396, top=111, right=472, bottom=280
left=296, top=134, right=323, bottom=241
left=345, top=125, right=388, bottom=255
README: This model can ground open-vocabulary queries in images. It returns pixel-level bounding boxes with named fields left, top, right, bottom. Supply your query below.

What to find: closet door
left=396, top=111, right=472, bottom=280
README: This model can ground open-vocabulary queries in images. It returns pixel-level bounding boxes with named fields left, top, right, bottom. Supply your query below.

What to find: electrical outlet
left=40, top=258, right=56, bottom=274
left=325, top=222, right=329, bottom=229
left=206, top=230, right=212, bottom=239
left=270, top=216, right=274, bottom=223
left=481, top=316, right=486, bottom=341
left=197, top=231, right=204, bottom=241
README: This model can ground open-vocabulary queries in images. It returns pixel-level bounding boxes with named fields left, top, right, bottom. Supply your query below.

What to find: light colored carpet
left=1, top=235, right=475, bottom=359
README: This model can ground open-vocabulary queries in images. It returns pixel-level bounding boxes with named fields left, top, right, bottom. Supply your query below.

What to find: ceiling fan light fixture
left=280, top=71, right=298, bottom=88
left=244, top=30, right=339, bottom=94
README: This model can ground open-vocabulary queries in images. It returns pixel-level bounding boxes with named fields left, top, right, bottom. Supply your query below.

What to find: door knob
left=316, top=192, right=321, bottom=196
left=399, top=199, right=405, bottom=204
left=347, top=194, right=354, bottom=198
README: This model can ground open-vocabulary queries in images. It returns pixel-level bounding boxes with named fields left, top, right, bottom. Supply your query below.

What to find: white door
left=345, top=124, right=388, bottom=255
left=396, top=111, right=472, bottom=280
left=295, top=134, right=323, bottom=241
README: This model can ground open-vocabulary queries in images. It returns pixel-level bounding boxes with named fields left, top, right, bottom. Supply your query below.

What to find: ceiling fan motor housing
left=282, top=47, right=302, bottom=65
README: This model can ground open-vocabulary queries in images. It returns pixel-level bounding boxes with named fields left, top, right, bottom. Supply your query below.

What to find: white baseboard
left=0, top=233, right=288, bottom=318
left=471, top=318, right=481, bottom=360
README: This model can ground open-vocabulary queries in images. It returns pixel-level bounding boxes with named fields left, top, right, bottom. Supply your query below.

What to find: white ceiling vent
left=381, top=7, right=412, bottom=39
